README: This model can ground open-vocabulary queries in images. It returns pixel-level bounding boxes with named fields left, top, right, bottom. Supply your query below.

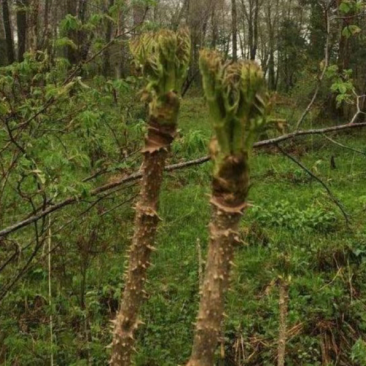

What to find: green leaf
left=89, top=14, right=104, bottom=25
left=339, top=84, right=347, bottom=94
left=60, top=14, right=81, bottom=32
left=342, top=25, right=361, bottom=38
left=55, top=37, right=78, bottom=50
left=0, top=101, right=10, bottom=116
left=339, top=1, right=351, bottom=13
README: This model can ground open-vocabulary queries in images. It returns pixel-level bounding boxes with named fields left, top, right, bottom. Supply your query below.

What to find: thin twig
left=0, top=192, right=137, bottom=302
left=323, top=134, right=366, bottom=156
left=277, top=279, right=289, bottom=366
left=349, top=93, right=366, bottom=124
left=276, top=144, right=350, bottom=224
left=48, top=215, right=54, bottom=366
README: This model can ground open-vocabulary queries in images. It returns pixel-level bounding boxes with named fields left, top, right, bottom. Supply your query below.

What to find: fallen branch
left=254, top=121, right=366, bottom=148
left=1, top=121, right=365, bottom=238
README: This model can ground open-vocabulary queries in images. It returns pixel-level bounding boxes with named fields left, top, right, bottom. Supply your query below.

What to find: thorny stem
left=188, top=207, right=242, bottom=366
left=110, top=95, right=179, bottom=365
left=110, top=29, right=190, bottom=366
left=187, top=50, right=268, bottom=365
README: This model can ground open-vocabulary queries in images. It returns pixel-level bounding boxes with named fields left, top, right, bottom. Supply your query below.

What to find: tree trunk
left=231, top=0, right=237, bottom=60
left=133, top=1, right=145, bottom=33
left=337, top=0, right=351, bottom=72
left=29, top=0, right=40, bottom=52
left=17, top=0, right=28, bottom=61
left=2, top=0, right=15, bottom=64
left=66, top=0, right=78, bottom=64
left=77, top=0, right=91, bottom=62
left=266, top=1, right=276, bottom=90
left=103, top=0, right=114, bottom=77
left=115, top=1, right=128, bottom=79
left=42, top=0, right=51, bottom=52
left=251, top=0, right=260, bottom=60
left=211, top=3, right=218, bottom=48
left=0, top=1, right=7, bottom=65
left=187, top=52, right=266, bottom=366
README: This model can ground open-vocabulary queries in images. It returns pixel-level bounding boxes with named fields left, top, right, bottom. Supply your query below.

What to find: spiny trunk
left=188, top=50, right=266, bottom=366
left=187, top=209, right=241, bottom=366
left=187, top=151, right=250, bottom=366
left=111, top=92, right=180, bottom=366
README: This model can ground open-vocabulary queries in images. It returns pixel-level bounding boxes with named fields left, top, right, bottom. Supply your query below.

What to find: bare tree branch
left=0, top=192, right=138, bottom=302
left=1, top=121, right=365, bottom=238
left=349, top=92, right=366, bottom=124
left=254, top=121, right=366, bottom=147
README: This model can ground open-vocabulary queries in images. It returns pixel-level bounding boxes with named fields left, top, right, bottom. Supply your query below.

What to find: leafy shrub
left=250, top=200, right=337, bottom=232
left=172, top=129, right=209, bottom=158
left=351, top=339, right=366, bottom=365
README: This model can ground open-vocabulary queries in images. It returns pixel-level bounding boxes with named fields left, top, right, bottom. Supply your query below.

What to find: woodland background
left=1, top=0, right=366, bottom=365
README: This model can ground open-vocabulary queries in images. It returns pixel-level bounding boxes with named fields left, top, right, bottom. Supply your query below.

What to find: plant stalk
left=277, top=279, right=289, bottom=366
left=187, top=151, right=250, bottom=366
left=110, top=92, right=179, bottom=365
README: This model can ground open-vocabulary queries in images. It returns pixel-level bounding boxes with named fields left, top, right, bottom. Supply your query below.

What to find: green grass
left=133, top=96, right=366, bottom=365
left=2, top=96, right=366, bottom=365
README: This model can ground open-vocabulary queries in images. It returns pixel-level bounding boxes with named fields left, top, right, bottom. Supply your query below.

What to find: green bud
left=199, top=50, right=269, bottom=156
left=129, top=28, right=191, bottom=98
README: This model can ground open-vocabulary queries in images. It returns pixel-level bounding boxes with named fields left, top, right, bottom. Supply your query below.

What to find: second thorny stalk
left=187, top=49, right=270, bottom=366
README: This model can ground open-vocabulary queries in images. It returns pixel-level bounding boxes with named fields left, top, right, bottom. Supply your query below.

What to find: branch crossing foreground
left=0, top=122, right=365, bottom=238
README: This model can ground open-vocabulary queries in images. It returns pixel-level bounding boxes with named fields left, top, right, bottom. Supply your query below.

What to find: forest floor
left=2, top=95, right=366, bottom=366
left=129, top=96, right=366, bottom=365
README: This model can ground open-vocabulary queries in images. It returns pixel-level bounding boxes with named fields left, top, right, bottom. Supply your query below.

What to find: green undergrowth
left=1, top=96, right=366, bottom=365
left=136, top=97, right=366, bottom=365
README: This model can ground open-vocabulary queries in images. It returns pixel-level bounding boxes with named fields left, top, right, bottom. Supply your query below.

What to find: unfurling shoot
left=110, top=29, right=190, bottom=366
left=130, top=28, right=191, bottom=98
left=199, top=49, right=270, bottom=156
left=186, top=52, right=270, bottom=366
